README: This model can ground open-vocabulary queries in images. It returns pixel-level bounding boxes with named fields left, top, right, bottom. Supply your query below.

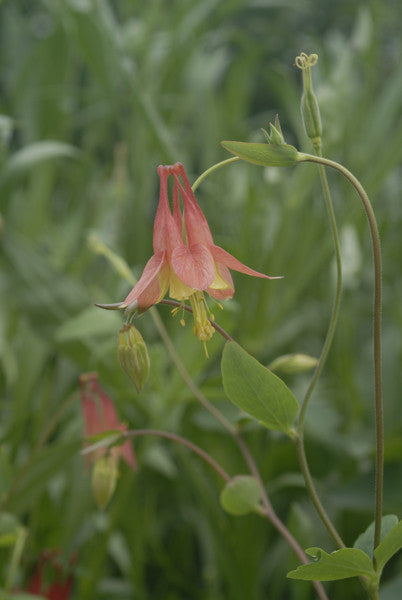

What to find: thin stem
left=5, top=526, right=28, bottom=593
left=299, top=152, right=383, bottom=557
left=294, top=148, right=345, bottom=548
left=191, top=156, right=240, bottom=192
left=295, top=435, right=345, bottom=548
left=297, top=156, right=343, bottom=432
left=126, top=429, right=231, bottom=482
left=149, top=306, right=237, bottom=434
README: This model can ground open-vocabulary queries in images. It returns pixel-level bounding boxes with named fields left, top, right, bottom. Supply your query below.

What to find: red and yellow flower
left=98, top=163, right=279, bottom=349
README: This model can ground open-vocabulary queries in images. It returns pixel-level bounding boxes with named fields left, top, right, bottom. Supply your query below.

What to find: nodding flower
left=97, top=163, right=280, bottom=353
left=79, top=372, right=136, bottom=471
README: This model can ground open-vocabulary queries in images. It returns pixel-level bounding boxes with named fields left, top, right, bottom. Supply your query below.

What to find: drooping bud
left=91, top=454, right=119, bottom=510
left=118, top=323, right=150, bottom=394
left=268, top=353, right=318, bottom=375
left=295, top=52, right=322, bottom=151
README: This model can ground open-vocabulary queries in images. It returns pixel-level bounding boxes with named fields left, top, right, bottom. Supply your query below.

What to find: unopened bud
left=268, top=353, right=318, bottom=375
left=295, top=52, right=322, bottom=151
left=118, top=323, right=150, bottom=394
left=91, top=454, right=118, bottom=510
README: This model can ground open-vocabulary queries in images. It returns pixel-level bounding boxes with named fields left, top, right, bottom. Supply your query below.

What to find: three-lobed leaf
left=287, top=547, right=376, bottom=581
left=221, top=341, right=299, bottom=434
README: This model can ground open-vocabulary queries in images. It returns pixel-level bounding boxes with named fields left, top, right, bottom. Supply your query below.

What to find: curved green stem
left=191, top=156, right=240, bottom=192
left=295, top=434, right=345, bottom=548
left=126, top=429, right=231, bottom=482
left=293, top=148, right=345, bottom=548
left=299, top=152, right=383, bottom=557
left=297, top=155, right=343, bottom=433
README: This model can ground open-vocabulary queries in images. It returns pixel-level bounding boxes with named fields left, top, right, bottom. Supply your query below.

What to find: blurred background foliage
left=1, top=0, right=402, bottom=598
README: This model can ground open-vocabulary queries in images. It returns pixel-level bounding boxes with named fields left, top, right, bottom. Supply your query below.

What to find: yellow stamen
left=189, top=291, right=214, bottom=355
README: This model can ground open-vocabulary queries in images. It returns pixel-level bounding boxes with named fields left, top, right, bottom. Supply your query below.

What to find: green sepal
left=221, top=140, right=299, bottom=167
left=220, top=475, right=262, bottom=516
left=287, top=547, right=376, bottom=581
left=221, top=341, right=299, bottom=435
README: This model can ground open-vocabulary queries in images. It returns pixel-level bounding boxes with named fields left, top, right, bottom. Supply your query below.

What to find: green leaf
left=287, top=547, right=376, bottom=581
left=221, top=140, right=299, bottom=167
left=220, top=475, right=262, bottom=516
left=353, top=514, right=398, bottom=558
left=374, top=519, right=402, bottom=573
left=0, top=140, right=80, bottom=183
left=221, top=341, right=299, bottom=434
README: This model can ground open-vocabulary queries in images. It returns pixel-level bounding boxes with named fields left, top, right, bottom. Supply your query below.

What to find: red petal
left=211, top=245, right=280, bottom=279
left=172, top=179, right=183, bottom=233
left=120, top=440, right=137, bottom=470
left=171, top=243, right=215, bottom=290
left=153, top=167, right=183, bottom=254
left=172, top=167, right=214, bottom=247
left=122, top=252, right=166, bottom=308
left=137, top=262, right=170, bottom=309
left=116, top=426, right=137, bottom=471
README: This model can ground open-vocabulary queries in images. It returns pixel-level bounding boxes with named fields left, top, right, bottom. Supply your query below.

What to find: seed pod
left=295, top=52, right=322, bottom=151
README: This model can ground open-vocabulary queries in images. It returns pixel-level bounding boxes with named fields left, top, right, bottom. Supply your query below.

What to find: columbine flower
left=79, top=372, right=136, bottom=470
left=97, top=163, right=280, bottom=351
left=26, top=549, right=75, bottom=600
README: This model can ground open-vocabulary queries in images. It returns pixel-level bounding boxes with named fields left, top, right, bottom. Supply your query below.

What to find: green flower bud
left=118, top=323, right=150, bottom=394
left=91, top=454, right=118, bottom=510
left=268, top=353, right=318, bottom=375
left=295, top=52, right=322, bottom=151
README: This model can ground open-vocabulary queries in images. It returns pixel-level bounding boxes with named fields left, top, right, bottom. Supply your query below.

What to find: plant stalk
left=299, top=153, right=383, bottom=557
